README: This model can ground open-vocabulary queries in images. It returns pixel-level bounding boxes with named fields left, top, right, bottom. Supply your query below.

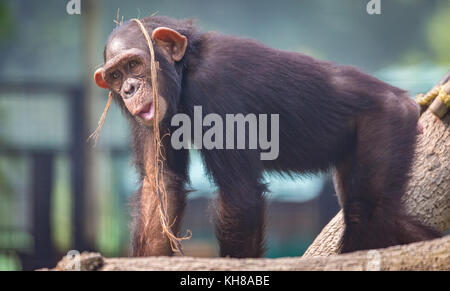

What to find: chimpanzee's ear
left=152, top=27, right=188, bottom=62
left=94, top=68, right=109, bottom=89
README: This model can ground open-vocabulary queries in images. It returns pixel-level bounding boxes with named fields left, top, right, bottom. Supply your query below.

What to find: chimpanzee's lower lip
left=137, top=102, right=154, bottom=121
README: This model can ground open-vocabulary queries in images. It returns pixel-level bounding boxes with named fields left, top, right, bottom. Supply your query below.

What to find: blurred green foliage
left=0, top=1, right=13, bottom=41
left=0, top=1, right=11, bottom=196
left=426, top=2, right=450, bottom=64
left=0, top=2, right=20, bottom=270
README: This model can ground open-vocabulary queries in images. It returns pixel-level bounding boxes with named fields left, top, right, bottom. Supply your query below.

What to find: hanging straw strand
left=131, top=18, right=191, bottom=255
left=87, top=91, right=113, bottom=146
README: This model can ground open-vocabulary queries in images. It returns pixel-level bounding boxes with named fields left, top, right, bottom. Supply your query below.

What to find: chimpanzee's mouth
left=136, top=102, right=155, bottom=122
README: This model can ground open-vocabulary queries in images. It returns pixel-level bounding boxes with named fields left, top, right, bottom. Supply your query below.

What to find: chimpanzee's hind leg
left=336, top=96, right=440, bottom=253
left=215, top=181, right=267, bottom=258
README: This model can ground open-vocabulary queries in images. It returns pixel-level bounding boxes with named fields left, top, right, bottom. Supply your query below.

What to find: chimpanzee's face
left=94, top=23, right=188, bottom=127
left=102, top=43, right=158, bottom=126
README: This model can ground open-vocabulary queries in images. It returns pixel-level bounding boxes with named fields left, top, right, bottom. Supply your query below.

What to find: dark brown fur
left=100, top=16, right=440, bottom=257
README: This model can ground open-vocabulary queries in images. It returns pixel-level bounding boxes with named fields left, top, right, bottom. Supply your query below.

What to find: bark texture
left=49, top=235, right=449, bottom=271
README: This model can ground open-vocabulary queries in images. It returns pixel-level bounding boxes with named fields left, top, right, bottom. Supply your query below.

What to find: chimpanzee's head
left=94, top=17, right=192, bottom=126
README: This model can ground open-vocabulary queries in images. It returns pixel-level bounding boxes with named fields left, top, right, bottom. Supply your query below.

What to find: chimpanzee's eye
left=129, top=60, right=138, bottom=68
left=111, top=71, right=121, bottom=80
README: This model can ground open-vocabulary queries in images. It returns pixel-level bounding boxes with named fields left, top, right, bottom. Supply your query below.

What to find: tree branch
left=49, top=235, right=449, bottom=271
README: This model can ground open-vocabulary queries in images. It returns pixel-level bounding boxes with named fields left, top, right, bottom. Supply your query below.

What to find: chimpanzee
left=94, top=16, right=440, bottom=257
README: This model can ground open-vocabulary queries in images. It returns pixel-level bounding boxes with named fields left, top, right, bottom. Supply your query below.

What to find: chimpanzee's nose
left=123, top=78, right=140, bottom=98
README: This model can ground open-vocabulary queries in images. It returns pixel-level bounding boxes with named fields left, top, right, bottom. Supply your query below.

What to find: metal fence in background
left=0, top=82, right=116, bottom=270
